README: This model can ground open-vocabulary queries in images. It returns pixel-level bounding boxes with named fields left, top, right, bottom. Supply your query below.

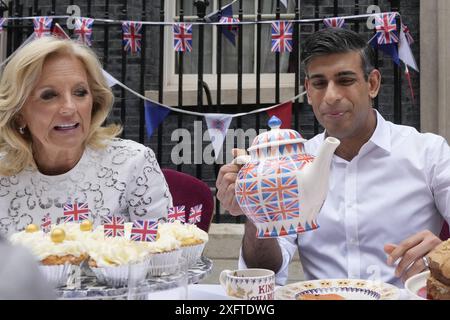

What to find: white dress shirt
left=239, top=110, right=450, bottom=287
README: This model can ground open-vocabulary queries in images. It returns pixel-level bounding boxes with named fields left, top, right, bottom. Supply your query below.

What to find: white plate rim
left=404, top=270, right=429, bottom=300
left=275, top=278, right=400, bottom=300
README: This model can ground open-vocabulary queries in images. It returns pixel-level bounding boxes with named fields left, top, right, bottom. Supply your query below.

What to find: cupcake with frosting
left=84, top=235, right=151, bottom=287
left=144, top=233, right=182, bottom=276
left=157, top=220, right=208, bottom=266
left=9, top=224, right=88, bottom=287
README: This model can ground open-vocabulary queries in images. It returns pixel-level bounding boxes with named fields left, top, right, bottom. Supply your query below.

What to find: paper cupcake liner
left=148, top=249, right=183, bottom=277
left=90, top=258, right=150, bottom=288
left=39, top=264, right=73, bottom=288
left=181, top=242, right=206, bottom=267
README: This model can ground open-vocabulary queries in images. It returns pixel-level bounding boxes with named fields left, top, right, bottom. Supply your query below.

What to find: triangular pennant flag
left=204, top=113, right=233, bottom=160
left=267, top=101, right=292, bottom=129
left=297, top=222, right=305, bottom=233
left=52, top=23, right=70, bottom=40
left=279, top=226, right=288, bottom=236
left=102, top=69, right=119, bottom=87
left=369, top=34, right=399, bottom=65
left=144, top=100, right=171, bottom=137
left=398, top=26, right=419, bottom=72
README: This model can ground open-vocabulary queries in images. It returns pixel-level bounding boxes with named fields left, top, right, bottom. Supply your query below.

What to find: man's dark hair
left=301, top=28, right=376, bottom=80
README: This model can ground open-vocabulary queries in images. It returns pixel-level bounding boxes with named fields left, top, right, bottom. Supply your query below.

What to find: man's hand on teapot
left=384, top=230, right=441, bottom=282
left=216, top=148, right=247, bottom=216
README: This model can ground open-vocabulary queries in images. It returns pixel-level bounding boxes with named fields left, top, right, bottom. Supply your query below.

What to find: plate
left=404, top=270, right=429, bottom=300
left=275, top=278, right=400, bottom=300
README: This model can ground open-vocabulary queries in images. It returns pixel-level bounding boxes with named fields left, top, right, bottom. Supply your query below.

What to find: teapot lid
left=248, top=116, right=307, bottom=152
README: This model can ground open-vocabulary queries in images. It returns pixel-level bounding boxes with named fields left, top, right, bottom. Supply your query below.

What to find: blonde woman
left=0, top=37, right=172, bottom=236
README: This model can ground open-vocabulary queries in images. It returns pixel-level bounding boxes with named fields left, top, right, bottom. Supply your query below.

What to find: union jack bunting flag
left=122, top=21, right=143, bottom=54
left=130, top=220, right=158, bottom=242
left=63, top=202, right=90, bottom=222
left=168, top=206, right=186, bottom=223
left=219, top=16, right=239, bottom=45
left=102, top=215, right=125, bottom=238
left=0, top=18, right=7, bottom=32
left=375, top=13, right=399, bottom=45
left=323, top=17, right=345, bottom=29
left=189, top=204, right=202, bottom=224
left=271, top=21, right=293, bottom=53
left=74, top=18, right=94, bottom=46
left=402, top=23, right=414, bottom=45
left=33, top=17, right=53, bottom=38
left=41, top=213, right=52, bottom=233
left=173, top=23, right=193, bottom=52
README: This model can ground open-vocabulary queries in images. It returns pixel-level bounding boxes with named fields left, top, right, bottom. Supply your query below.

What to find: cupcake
left=157, top=220, right=209, bottom=266
left=9, top=225, right=88, bottom=287
left=144, top=233, right=182, bottom=276
left=84, top=236, right=151, bottom=287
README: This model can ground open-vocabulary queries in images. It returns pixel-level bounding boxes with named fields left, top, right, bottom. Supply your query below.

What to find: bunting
left=122, top=21, right=143, bottom=54
left=323, top=17, right=346, bottom=29
left=267, top=101, right=292, bottom=129
left=219, top=16, right=240, bottom=46
left=173, top=23, right=193, bottom=52
left=74, top=18, right=94, bottom=46
left=144, top=100, right=171, bottom=137
left=374, top=13, right=399, bottom=45
left=271, top=21, right=293, bottom=52
left=204, top=113, right=233, bottom=160
left=33, top=17, right=53, bottom=38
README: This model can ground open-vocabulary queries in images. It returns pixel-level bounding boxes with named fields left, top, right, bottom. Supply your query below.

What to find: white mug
left=219, top=268, right=275, bottom=300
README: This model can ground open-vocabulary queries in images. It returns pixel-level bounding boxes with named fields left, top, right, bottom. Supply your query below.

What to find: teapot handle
left=232, top=155, right=251, bottom=165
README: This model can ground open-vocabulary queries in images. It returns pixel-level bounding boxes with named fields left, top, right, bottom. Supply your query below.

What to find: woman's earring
left=19, top=126, right=25, bottom=135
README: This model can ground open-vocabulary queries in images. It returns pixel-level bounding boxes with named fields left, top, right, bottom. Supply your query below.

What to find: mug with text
left=219, top=268, right=275, bottom=300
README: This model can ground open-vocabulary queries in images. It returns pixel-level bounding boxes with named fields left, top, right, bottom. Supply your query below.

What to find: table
left=185, top=284, right=415, bottom=300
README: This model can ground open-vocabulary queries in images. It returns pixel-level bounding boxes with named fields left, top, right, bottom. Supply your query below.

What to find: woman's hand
left=384, top=230, right=442, bottom=282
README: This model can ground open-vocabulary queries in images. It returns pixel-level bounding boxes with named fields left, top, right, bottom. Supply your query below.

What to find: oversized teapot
left=234, top=116, right=340, bottom=238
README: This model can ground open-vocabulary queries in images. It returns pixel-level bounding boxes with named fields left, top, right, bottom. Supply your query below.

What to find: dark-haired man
left=216, top=28, right=450, bottom=287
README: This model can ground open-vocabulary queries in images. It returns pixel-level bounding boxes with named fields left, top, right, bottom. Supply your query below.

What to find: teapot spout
left=301, top=137, right=340, bottom=221
left=309, top=137, right=340, bottom=181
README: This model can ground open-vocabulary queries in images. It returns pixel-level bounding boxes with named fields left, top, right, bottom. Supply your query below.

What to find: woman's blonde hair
left=0, top=36, right=122, bottom=176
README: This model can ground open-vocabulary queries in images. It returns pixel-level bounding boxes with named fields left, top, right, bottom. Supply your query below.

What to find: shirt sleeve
left=237, top=234, right=298, bottom=285
left=428, top=135, right=450, bottom=225
left=126, top=146, right=173, bottom=220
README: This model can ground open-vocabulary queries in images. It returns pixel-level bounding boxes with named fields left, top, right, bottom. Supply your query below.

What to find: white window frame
left=146, top=0, right=302, bottom=106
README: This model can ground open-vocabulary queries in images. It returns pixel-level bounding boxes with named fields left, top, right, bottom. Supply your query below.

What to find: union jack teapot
left=234, top=116, right=340, bottom=238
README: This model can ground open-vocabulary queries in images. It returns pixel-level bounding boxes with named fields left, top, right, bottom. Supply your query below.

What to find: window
left=147, top=0, right=302, bottom=106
